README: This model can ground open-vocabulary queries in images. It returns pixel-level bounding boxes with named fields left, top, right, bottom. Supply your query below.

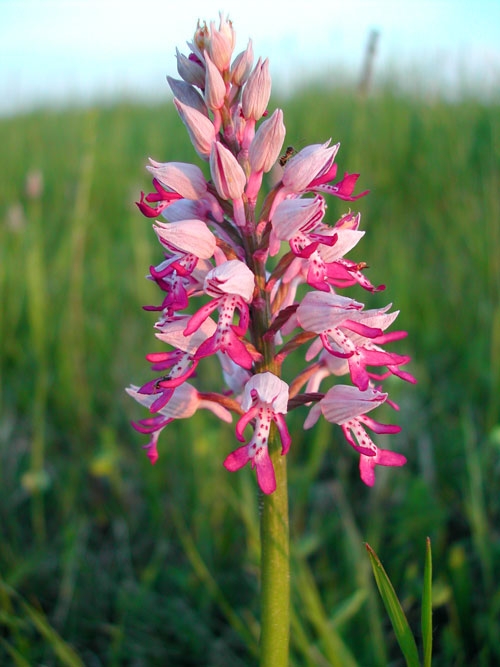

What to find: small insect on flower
left=279, top=146, right=297, bottom=167
left=154, top=376, right=170, bottom=391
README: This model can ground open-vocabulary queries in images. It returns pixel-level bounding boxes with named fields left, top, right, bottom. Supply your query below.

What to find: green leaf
left=421, top=537, right=433, bottom=667
left=22, top=602, right=84, bottom=667
left=365, top=543, right=421, bottom=667
left=0, top=639, right=31, bottom=667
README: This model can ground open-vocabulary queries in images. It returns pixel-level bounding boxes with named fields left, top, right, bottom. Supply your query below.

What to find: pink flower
left=281, top=141, right=339, bottom=193
left=269, top=195, right=328, bottom=257
left=246, top=109, right=286, bottom=202
left=145, top=254, right=209, bottom=315
left=204, top=52, right=226, bottom=113
left=224, top=372, right=291, bottom=494
left=127, top=382, right=232, bottom=464
left=304, top=384, right=405, bottom=486
left=249, top=109, right=286, bottom=173
left=137, top=179, right=183, bottom=218
left=183, top=260, right=258, bottom=369
left=129, top=17, right=414, bottom=492
left=152, top=219, right=216, bottom=259
left=137, top=316, right=218, bottom=398
left=297, top=293, right=414, bottom=390
left=147, top=160, right=208, bottom=199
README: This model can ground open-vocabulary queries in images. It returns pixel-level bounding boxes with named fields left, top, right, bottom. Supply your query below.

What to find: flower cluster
left=127, top=15, right=416, bottom=494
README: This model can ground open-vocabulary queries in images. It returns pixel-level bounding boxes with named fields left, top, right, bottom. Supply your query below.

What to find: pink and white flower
left=304, top=384, right=406, bottom=486
left=183, top=260, right=258, bottom=369
left=127, top=382, right=232, bottom=464
left=224, top=372, right=291, bottom=494
left=128, top=17, right=414, bottom=493
left=297, top=292, right=414, bottom=390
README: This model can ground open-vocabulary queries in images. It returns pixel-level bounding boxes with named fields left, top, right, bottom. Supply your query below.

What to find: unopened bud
left=174, top=99, right=216, bottom=160
left=249, top=109, right=285, bottom=173
left=207, top=15, right=235, bottom=71
left=210, top=141, right=247, bottom=200
left=231, top=40, right=254, bottom=86
left=176, top=48, right=205, bottom=88
left=242, top=58, right=271, bottom=121
left=204, top=52, right=226, bottom=111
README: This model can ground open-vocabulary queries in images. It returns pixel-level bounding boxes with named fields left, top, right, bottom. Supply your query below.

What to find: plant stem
left=243, top=200, right=290, bottom=665
left=259, top=426, right=290, bottom=667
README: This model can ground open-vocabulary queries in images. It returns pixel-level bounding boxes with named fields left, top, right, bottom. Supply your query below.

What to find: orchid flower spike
left=128, top=17, right=414, bottom=492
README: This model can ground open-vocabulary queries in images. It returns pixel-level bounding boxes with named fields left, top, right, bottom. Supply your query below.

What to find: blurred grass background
left=0, top=82, right=499, bottom=666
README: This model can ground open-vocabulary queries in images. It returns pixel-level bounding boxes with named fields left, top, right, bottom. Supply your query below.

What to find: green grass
left=1, top=83, right=499, bottom=665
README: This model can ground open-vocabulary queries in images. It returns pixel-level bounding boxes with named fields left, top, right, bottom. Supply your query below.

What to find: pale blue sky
left=1, top=0, right=500, bottom=114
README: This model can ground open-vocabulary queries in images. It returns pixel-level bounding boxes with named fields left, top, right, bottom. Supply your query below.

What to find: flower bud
left=231, top=40, right=254, bottom=86
left=242, top=58, right=271, bottom=120
left=204, top=52, right=226, bottom=111
left=174, top=99, right=216, bottom=160
left=210, top=141, right=247, bottom=200
left=176, top=48, right=205, bottom=88
left=167, top=77, right=208, bottom=117
left=249, top=109, right=286, bottom=173
left=207, top=15, right=235, bottom=71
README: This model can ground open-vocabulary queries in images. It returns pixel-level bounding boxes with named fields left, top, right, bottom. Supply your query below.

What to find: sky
left=1, top=0, right=500, bottom=115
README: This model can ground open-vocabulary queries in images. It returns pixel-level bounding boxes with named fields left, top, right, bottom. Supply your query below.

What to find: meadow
left=0, top=82, right=499, bottom=665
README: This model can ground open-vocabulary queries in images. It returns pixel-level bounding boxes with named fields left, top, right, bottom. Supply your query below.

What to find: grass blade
left=21, top=602, right=84, bottom=667
left=0, top=639, right=31, bottom=667
left=421, top=537, right=433, bottom=667
left=365, top=543, right=420, bottom=667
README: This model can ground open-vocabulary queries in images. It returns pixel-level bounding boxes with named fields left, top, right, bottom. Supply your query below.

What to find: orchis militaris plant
left=127, top=14, right=415, bottom=665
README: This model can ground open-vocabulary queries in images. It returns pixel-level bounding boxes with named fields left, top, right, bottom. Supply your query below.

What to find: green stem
left=259, top=427, right=290, bottom=667
left=241, top=200, right=290, bottom=665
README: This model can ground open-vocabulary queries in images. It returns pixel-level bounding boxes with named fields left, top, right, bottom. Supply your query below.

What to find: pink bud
left=204, top=52, right=226, bottom=111
left=249, top=109, right=286, bottom=173
left=167, top=77, right=208, bottom=117
left=207, top=15, right=235, bottom=70
left=210, top=141, right=247, bottom=200
left=174, top=99, right=216, bottom=160
left=242, top=58, right=271, bottom=121
left=231, top=40, right=254, bottom=86
left=176, top=49, right=205, bottom=88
